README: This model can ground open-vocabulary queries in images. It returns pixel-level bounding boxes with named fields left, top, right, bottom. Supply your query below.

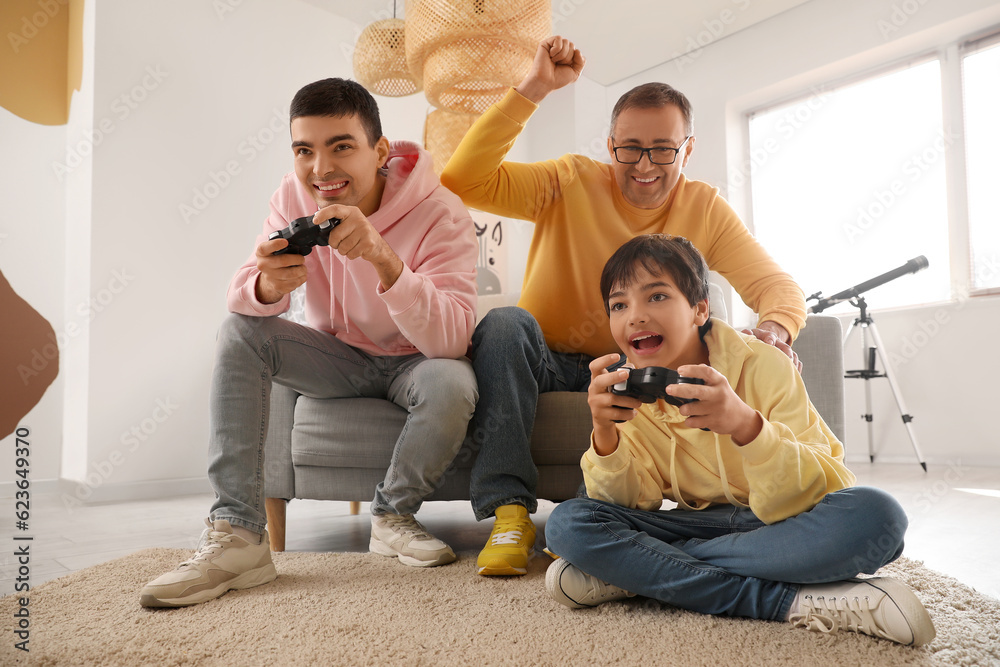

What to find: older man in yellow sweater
left=440, top=36, right=807, bottom=576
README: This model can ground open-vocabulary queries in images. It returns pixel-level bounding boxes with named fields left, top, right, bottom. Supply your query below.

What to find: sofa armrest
left=793, top=314, right=846, bottom=443
left=263, top=382, right=299, bottom=500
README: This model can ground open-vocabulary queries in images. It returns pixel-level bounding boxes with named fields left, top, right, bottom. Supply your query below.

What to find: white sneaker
left=140, top=519, right=276, bottom=608
left=789, top=577, right=936, bottom=646
left=545, top=558, right=635, bottom=609
left=369, top=513, right=457, bottom=567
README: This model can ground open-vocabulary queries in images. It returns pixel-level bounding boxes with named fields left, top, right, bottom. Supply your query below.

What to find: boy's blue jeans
left=545, top=486, right=908, bottom=620
left=206, top=314, right=477, bottom=534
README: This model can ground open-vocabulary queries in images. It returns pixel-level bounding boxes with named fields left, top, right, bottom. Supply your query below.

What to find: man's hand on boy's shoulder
left=742, top=321, right=802, bottom=373
left=668, top=365, right=764, bottom=446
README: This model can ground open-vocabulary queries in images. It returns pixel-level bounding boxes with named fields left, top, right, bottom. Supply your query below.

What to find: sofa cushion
left=291, top=398, right=404, bottom=469
left=289, top=391, right=593, bottom=471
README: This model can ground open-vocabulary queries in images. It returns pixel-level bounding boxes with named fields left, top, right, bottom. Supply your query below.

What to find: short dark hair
left=600, top=234, right=712, bottom=336
left=289, top=78, right=383, bottom=147
left=610, top=82, right=694, bottom=138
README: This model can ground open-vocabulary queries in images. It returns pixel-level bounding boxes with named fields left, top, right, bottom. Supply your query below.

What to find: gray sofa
left=263, top=298, right=845, bottom=552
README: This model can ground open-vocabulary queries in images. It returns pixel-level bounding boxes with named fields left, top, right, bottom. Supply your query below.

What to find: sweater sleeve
left=376, top=198, right=479, bottom=359
left=226, top=197, right=292, bottom=317
left=440, top=88, right=564, bottom=222
left=737, top=342, right=856, bottom=523
left=581, top=433, right=667, bottom=512
left=700, top=195, right=807, bottom=340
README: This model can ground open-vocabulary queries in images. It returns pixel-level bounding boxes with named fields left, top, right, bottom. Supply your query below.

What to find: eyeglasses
left=611, top=136, right=692, bottom=165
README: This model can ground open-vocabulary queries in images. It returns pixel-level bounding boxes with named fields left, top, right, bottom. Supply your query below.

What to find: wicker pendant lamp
left=353, top=4, right=421, bottom=97
left=423, top=108, right=479, bottom=174
left=406, top=0, right=551, bottom=115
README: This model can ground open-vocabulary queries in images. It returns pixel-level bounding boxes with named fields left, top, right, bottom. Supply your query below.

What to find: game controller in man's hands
left=268, top=215, right=340, bottom=256
left=606, top=354, right=706, bottom=423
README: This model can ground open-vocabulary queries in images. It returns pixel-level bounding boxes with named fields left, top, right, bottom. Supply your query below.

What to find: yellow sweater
left=441, top=89, right=806, bottom=359
left=583, top=320, right=855, bottom=524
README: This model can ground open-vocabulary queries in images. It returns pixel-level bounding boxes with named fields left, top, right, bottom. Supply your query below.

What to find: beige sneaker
left=369, top=513, right=457, bottom=567
left=140, top=519, right=276, bottom=608
left=545, top=558, right=636, bottom=608
left=789, top=577, right=936, bottom=646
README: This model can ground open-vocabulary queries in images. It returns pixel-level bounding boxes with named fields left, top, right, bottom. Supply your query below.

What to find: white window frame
left=739, top=24, right=1000, bottom=309
left=959, top=28, right=1000, bottom=297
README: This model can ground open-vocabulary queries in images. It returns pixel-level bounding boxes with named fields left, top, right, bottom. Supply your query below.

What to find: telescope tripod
left=843, top=297, right=927, bottom=471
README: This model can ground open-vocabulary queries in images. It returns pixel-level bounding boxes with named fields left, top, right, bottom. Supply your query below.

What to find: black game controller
left=606, top=355, right=706, bottom=424
left=269, top=215, right=340, bottom=256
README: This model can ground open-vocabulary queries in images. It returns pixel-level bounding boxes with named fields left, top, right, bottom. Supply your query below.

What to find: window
left=748, top=60, right=950, bottom=314
left=962, top=40, right=1000, bottom=293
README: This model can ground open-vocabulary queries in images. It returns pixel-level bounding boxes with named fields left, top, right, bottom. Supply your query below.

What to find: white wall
left=603, top=0, right=1000, bottom=467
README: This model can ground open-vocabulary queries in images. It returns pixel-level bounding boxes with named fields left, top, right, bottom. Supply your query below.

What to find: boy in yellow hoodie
left=544, top=234, right=935, bottom=647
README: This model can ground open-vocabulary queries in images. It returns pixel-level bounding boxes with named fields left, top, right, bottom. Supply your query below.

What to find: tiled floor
left=2, top=462, right=998, bottom=601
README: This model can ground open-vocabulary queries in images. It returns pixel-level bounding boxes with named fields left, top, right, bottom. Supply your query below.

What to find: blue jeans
left=467, top=307, right=594, bottom=520
left=545, top=486, right=907, bottom=620
left=207, top=314, right=477, bottom=534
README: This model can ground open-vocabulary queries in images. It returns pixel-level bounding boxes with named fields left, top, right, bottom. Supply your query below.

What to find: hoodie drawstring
left=714, top=432, right=749, bottom=509
left=654, top=401, right=749, bottom=511
left=667, top=430, right=698, bottom=512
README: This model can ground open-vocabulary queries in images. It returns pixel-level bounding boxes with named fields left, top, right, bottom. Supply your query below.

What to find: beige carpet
left=2, top=549, right=998, bottom=666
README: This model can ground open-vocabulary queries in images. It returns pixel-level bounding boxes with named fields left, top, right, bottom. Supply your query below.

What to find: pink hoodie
left=227, top=141, right=478, bottom=359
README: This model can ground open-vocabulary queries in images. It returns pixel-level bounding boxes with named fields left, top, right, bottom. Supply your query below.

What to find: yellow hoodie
left=441, top=89, right=806, bottom=359
left=583, top=320, right=855, bottom=524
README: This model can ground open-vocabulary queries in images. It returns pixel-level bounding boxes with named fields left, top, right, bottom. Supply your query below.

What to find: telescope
left=807, top=256, right=929, bottom=314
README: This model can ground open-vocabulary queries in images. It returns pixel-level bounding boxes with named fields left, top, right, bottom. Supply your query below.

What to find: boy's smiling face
left=607, top=265, right=710, bottom=370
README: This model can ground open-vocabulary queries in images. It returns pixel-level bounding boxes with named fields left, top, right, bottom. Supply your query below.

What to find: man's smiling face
left=607, top=104, right=694, bottom=210
left=291, top=114, right=389, bottom=216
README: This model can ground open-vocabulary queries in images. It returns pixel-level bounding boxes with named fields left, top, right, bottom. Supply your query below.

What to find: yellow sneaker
left=477, top=504, right=536, bottom=575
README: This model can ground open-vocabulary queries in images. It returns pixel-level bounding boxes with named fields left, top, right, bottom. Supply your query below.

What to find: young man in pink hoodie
left=140, top=78, right=479, bottom=608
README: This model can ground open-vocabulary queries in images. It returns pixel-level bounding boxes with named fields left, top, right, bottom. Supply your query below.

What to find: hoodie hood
left=368, top=140, right=441, bottom=234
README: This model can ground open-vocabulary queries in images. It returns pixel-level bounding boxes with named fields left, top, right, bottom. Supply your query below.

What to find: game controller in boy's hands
left=606, top=354, right=707, bottom=424
left=269, top=215, right=341, bottom=256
